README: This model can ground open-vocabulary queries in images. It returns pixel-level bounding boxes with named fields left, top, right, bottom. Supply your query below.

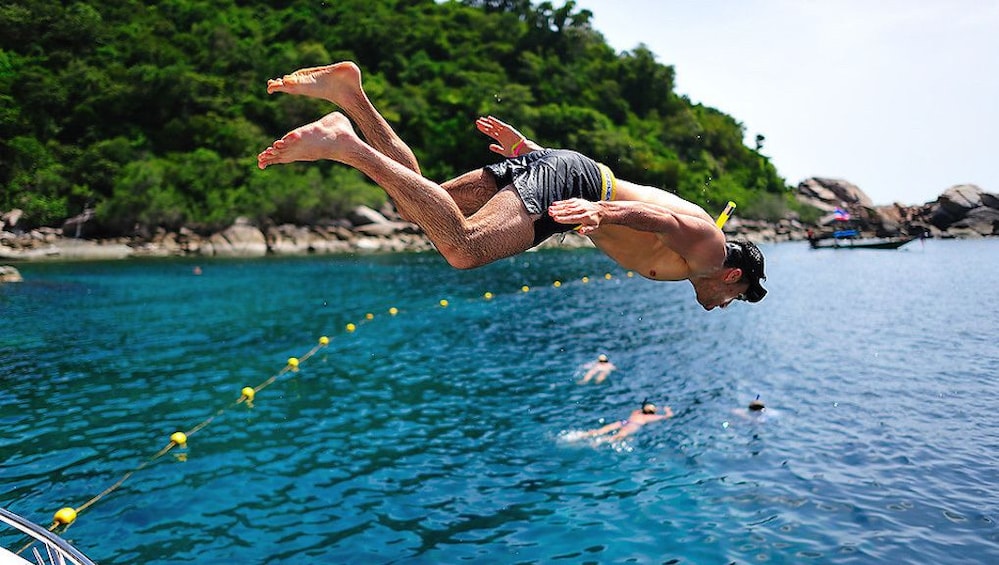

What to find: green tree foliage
left=1, top=0, right=788, bottom=235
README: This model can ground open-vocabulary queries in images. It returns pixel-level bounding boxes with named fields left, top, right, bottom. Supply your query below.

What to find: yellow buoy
left=53, top=507, right=77, bottom=526
left=170, top=431, right=187, bottom=446
left=389, top=307, right=398, bottom=316
left=319, top=336, right=330, bottom=345
left=345, top=323, right=356, bottom=333
left=241, top=387, right=255, bottom=401
left=604, top=273, right=612, bottom=280
left=439, top=299, right=449, bottom=308
left=287, top=357, right=300, bottom=368
left=582, top=276, right=590, bottom=284
left=521, top=285, right=529, bottom=293
left=553, top=280, right=561, bottom=288
left=365, top=313, right=374, bottom=320
left=483, top=292, right=494, bottom=300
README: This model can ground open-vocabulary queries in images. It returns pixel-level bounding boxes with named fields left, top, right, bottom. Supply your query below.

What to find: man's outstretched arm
left=549, top=198, right=724, bottom=263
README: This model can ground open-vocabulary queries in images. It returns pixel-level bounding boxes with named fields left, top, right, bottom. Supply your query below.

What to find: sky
left=571, top=0, right=999, bottom=205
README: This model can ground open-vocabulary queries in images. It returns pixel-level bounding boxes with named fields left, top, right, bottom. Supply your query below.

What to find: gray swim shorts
left=483, top=149, right=616, bottom=246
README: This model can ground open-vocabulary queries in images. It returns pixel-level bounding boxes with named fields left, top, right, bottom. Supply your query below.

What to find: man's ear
left=723, top=267, right=743, bottom=283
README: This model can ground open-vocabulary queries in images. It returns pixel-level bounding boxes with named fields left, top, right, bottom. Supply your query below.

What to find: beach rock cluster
left=0, top=205, right=437, bottom=261
left=775, top=179, right=999, bottom=241
left=917, top=184, right=999, bottom=237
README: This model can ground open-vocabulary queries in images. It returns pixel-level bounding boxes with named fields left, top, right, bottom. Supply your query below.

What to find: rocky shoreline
left=2, top=178, right=996, bottom=268
left=0, top=202, right=604, bottom=265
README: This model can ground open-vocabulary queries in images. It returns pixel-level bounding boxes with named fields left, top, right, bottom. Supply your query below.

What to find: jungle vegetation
left=1, top=0, right=797, bottom=236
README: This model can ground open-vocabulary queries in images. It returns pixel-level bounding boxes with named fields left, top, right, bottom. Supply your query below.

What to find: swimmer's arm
left=475, top=115, right=543, bottom=157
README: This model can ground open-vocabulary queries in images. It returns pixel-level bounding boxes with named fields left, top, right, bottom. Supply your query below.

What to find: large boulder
left=796, top=178, right=875, bottom=211
left=267, top=224, right=316, bottom=255
left=0, top=265, right=23, bottom=283
left=210, top=217, right=267, bottom=257
left=924, top=185, right=999, bottom=232
left=950, top=206, right=999, bottom=236
left=938, top=184, right=984, bottom=216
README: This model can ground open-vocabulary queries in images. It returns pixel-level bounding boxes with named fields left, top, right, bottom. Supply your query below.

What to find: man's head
left=725, top=240, right=766, bottom=303
left=691, top=240, right=767, bottom=310
left=598, top=354, right=609, bottom=363
left=641, top=399, right=657, bottom=414
left=748, top=398, right=766, bottom=411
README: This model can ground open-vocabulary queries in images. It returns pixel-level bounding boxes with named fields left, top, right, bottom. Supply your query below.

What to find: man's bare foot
left=265, top=62, right=364, bottom=107
left=257, top=112, right=358, bottom=169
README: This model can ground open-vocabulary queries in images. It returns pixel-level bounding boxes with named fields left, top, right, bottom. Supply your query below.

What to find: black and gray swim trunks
left=483, top=149, right=616, bottom=246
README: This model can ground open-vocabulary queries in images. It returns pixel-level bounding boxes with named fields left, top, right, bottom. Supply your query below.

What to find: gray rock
left=938, top=184, right=984, bottom=216
left=796, top=178, right=874, bottom=210
left=951, top=206, right=999, bottom=235
left=0, top=265, right=23, bottom=283
left=347, top=205, right=389, bottom=227
left=211, top=222, right=267, bottom=257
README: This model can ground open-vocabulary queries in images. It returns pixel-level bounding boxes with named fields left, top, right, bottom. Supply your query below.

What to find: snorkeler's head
left=641, top=397, right=657, bottom=414
left=748, top=397, right=765, bottom=411
left=598, top=354, right=609, bottom=363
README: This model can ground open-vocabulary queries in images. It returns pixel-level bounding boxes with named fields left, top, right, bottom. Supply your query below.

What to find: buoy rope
left=27, top=261, right=665, bottom=542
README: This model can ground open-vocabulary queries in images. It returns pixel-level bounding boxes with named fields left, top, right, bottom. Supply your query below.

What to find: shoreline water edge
left=2, top=179, right=997, bottom=265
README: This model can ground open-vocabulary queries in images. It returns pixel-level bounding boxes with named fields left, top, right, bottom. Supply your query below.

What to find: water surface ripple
left=2, top=240, right=998, bottom=563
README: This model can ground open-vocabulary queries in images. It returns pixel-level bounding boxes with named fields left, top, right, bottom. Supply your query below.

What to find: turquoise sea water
left=2, top=239, right=999, bottom=564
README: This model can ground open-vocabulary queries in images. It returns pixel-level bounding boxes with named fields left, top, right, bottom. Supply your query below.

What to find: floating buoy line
left=22, top=202, right=738, bottom=547
left=30, top=269, right=634, bottom=540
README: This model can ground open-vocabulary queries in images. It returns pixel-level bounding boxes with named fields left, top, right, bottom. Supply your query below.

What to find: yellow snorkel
left=715, top=201, right=736, bottom=229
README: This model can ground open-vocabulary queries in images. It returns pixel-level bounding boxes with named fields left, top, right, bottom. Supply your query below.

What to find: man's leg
left=266, top=61, right=501, bottom=217
left=265, top=62, right=420, bottom=174
left=257, top=112, right=535, bottom=269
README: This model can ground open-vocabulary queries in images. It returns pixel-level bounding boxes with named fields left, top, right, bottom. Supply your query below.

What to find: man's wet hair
left=725, top=240, right=767, bottom=303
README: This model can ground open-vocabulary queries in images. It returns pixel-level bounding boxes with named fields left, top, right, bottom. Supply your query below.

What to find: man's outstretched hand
left=475, top=115, right=529, bottom=158
left=549, top=198, right=602, bottom=235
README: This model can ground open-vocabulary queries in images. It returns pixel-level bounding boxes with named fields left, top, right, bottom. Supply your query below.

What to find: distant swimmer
left=726, top=395, right=778, bottom=425
left=256, top=61, right=767, bottom=311
left=583, top=399, right=674, bottom=444
left=578, top=354, right=617, bottom=384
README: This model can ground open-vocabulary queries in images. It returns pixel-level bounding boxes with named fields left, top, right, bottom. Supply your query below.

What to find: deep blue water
left=2, top=239, right=998, bottom=564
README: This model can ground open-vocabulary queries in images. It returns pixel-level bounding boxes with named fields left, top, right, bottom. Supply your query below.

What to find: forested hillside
left=1, top=0, right=792, bottom=236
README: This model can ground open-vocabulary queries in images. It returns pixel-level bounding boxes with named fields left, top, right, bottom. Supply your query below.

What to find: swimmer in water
left=256, top=61, right=766, bottom=311
left=578, top=354, right=617, bottom=384
left=729, top=395, right=777, bottom=423
left=584, top=399, right=674, bottom=444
